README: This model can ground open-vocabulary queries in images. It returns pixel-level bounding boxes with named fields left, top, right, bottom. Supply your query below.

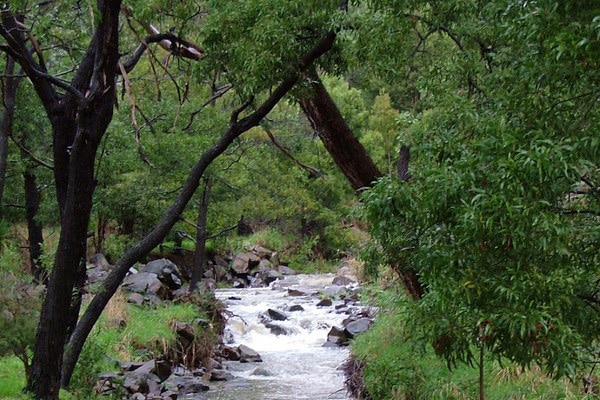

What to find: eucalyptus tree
left=358, top=0, right=600, bottom=388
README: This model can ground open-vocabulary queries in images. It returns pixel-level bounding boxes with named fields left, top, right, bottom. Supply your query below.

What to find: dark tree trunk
left=190, top=177, right=212, bottom=292
left=300, top=73, right=424, bottom=300
left=23, top=169, right=45, bottom=283
left=0, top=55, right=19, bottom=218
left=22, top=2, right=122, bottom=398
left=299, top=69, right=382, bottom=193
left=60, top=30, right=337, bottom=389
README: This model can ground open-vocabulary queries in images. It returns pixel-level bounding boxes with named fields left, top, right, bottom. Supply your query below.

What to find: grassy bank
left=350, top=290, right=596, bottom=400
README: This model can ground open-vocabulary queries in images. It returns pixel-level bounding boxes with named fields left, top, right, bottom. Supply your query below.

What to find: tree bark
left=299, top=73, right=424, bottom=300
left=190, top=177, right=212, bottom=292
left=0, top=55, right=19, bottom=218
left=299, top=69, right=382, bottom=193
left=60, top=29, right=338, bottom=389
left=18, top=2, right=122, bottom=398
left=23, top=169, right=45, bottom=283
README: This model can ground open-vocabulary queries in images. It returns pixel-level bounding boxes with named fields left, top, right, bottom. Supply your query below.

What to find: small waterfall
left=203, top=273, right=356, bottom=400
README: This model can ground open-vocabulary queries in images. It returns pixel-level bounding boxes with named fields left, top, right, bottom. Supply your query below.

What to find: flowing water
left=202, top=274, right=354, bottom=400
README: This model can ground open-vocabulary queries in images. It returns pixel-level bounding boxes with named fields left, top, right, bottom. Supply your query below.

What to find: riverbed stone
left=332, top=275, right=356, bottom=286
left=317, top=298, right=333, bottom=307
left=288, top=304, right=304, bottom=312
left=344, top=317, right=373, bottom=338
left=326, top=326, right=349, bottom=346
left=267, top=308, right=288, bottom=321
left=265, top=323, right=291, bottom=336
left=238, top=344, right=262, bottom=363
left=278, top=265, right=298, bottom=275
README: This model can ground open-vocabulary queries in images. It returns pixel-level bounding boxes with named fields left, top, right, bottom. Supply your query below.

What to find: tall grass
left=350, top=299, right=594, bottom=400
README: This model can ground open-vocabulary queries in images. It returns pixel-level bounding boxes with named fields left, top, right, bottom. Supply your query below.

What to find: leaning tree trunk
left=299, top=69, right=382, bottom=193
left=299, top=72, right=424, bottom=300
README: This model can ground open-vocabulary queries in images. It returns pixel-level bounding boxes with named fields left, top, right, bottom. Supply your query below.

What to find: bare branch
left=262, top=124, right=323, bottom=177
left=117, top=60, right=153, bottom=166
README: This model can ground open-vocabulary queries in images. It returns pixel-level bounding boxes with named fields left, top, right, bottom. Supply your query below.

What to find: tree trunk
left=60, top=30, right=338, bottom=389
left=23, top=169, right=45, bottom=283
left=299, top=69, right=382, bottom=193
left=26, top=2, right=122, bottom=397
left=300, top=74, right=424, bottom=300
left=190, top=177, right=212, bottom=292
left=0, top=55, right=19, bottom=218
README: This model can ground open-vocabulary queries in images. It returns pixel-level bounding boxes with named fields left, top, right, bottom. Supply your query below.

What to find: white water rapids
left=202, top=274, right=354, bottom=400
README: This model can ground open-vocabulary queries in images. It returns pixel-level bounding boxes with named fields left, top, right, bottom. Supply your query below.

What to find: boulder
left=127, top=293, right=145, bottom=305
left=164, top=375, right=209, bottom=395
left=265, top=323, right=291, bottom=336
left=322, top=285, right=347, bottom=298
left=122, top=272, right=170, bottom=299
left=288, top=304, right=304, bottom=312
left=332, top=275, right=356, bottom=286
left=238, top=344, right=262, bottom=363
left=88, top=253, right=111, bottom=270
left=287, top=286, right=318, bottom=296
left=86, top=266, right=108, bottom=285
left=326, top=326, right=349, bottom=346
left=278, top=265, right=298, bottom=275
left=221, top=346, right=240, bottom=361
left=344, top=318, right=373, bottom=338
left=209, top=370, right=234, bottom=381
left=267, top=308, right=288, bottom=321
left=142, top=258, right=183, bottom=290
left=251, top=245, right=274, bottom=259
left=316, top=298, right=333, bottom=307
left=231, top=252, right=261, bottom=275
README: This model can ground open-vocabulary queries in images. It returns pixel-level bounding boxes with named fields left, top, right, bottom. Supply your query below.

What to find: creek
left=202, top=273, right=355, bottom=400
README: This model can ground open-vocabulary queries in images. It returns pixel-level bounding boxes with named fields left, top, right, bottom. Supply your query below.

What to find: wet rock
left=278, top=265, right=298, bottom=275
left=332, top=275, right=356, bottom=286
left=250, top=367, right=273, bottom=376
left=288, top=304, right=304, bottom=312
left=326, top=326, right=349, bottom=346
left=288, top=286, right=318, bottom=296
left=265, top=323, right=291, bottom=336
left=323, top=285, right=347, bottom=298
left=209, top=370, right=235, bottom=381
left=267, top=308, right=288, bottom=321
left=317, top=298, right=333, bottom=307
left=165, top=375, right=209, bottom=395
left=221, top=345, right=240, bottom=361
left=344, top=317, right=373, bottom=338
left=238, top=344, right=262, bottom=363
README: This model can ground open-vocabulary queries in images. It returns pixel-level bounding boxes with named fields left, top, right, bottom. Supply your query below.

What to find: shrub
left=0, top=272, right=42, bottom=381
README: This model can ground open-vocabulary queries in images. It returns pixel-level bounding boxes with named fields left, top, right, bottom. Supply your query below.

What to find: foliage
left=351, top=291, right=595, bottom=399
left=359, top=0, right=600, bottom=379
left=0, top=271, right=42, bottom=379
